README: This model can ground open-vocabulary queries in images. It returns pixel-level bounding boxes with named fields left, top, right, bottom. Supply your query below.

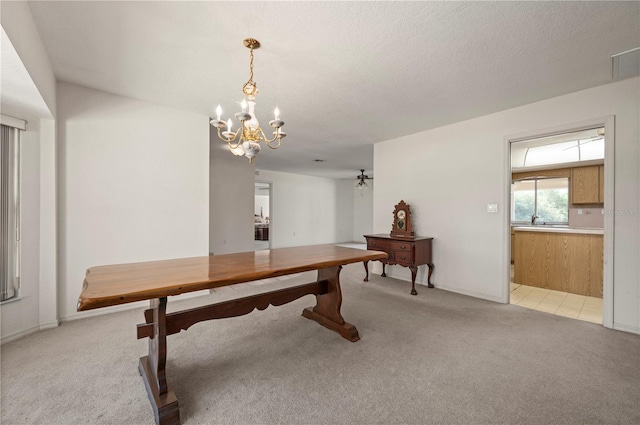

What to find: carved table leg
left=138, top=297, right=181, bottom=425
left=302, top=265, right=360, bottom=342
left=381, top=263, right=387, bottom=277
left=363, top=261, right=369, bottom=282
left=409, top=266, right=418, bottom=295
left=427, top=263, right=435, bottom=288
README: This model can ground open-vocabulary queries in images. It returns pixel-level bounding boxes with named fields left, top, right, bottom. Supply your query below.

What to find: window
left=1, top=124, right=20, bottom=301
left=511, top=127, right=604, bottom=169
left=511, top=177, right=568, bottom=224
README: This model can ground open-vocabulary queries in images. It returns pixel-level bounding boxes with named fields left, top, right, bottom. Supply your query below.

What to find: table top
left=78, top=244, right=388, bottom=311
left=364, top=234, right=434, bottom=241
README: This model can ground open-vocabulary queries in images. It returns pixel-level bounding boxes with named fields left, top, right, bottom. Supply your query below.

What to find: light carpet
left=2, top=263, right=639, bottom=424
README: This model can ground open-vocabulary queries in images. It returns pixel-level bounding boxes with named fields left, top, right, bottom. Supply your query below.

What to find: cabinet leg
left=363, top=260, right=369, bottom=282
left=381, top=263, right=386, bottom=278
left=427, top=263, right=434, bottom=288
left=410, top=266, right=418, bottom=295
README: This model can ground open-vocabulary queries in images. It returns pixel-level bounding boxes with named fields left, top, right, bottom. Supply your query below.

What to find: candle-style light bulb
left=240, top=99, right=247, bottom=113
left=274, top=107, right=280, bottom=120
left=227, top=118, right=233, bottom=132
left=216, top=105, right=222, bottom=121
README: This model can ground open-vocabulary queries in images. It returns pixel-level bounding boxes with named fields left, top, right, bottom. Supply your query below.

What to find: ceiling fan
left=356, top=169, right=372, bottom=189
left=561, top=128, right=605, bottom=151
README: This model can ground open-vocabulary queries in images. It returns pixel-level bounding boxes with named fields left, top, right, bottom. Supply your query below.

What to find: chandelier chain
left=243, top=46, right=256, bottom=94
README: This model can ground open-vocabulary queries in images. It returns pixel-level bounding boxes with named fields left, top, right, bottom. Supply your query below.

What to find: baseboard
left=434, top=285, right=505, bottom=304
left=60, top=290, right=211, bottom=322
left=1, top=325, right=41, bottom=345
left=379, top=269, right=505, bottom=304
left=39, top=320, right=59, bottom=330
left=613, top=322, right=640, bottom=335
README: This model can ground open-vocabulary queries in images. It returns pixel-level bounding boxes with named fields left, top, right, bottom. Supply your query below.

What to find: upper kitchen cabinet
left=571, top=165, right=602, bottom=204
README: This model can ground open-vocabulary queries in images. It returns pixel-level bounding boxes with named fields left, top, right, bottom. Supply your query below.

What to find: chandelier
left=210, top=38, right=286, bottom=163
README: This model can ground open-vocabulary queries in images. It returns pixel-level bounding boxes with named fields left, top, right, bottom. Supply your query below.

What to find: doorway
left=254, top=182, right=271, bottom=251
left=506, top=117, right=614, bottom=327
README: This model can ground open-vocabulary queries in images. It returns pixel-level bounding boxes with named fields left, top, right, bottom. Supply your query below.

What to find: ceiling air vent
left=612, top=47, right=640, bottom=80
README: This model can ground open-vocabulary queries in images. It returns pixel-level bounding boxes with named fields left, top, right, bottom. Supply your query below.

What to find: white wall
left=0, top=2, right=57, bottom=343
left=353, top=181, right=374, bottom=242
left=38, top=119, right=57, bottom=329
left=57, top=82, right=210, bottom=320
left=255, top=170, right=353, bottom=248
left=374, top=77, right=640, bottom=334
left=209, top=155, right=255, bottom=255
left=255, top=195, right=269, bottom=219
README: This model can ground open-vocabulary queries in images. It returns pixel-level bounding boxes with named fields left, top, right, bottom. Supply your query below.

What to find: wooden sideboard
left=363, top=234, right=434, bottom=295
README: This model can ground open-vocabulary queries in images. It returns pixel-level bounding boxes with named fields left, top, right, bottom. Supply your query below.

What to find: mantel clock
left=390, top=200, right=415, bottom=238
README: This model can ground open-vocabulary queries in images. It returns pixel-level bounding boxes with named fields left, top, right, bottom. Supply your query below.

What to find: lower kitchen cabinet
left=513, top=230, right=603, bottom=298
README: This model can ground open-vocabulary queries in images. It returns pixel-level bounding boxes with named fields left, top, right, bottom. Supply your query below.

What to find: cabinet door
left=571, top=166, right=599, bottom=204
left=598, top=165, right=604, bottom=204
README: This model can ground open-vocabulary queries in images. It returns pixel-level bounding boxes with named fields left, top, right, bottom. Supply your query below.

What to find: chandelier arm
left=217, top=127, right=235, bottom=143
left=257, top=127, right=280, bottom=144
left=229, top=135, right=243, bottom=150
left=217, top=127, right=245, bottom=149
left=265, top=138, right=282, bottom=149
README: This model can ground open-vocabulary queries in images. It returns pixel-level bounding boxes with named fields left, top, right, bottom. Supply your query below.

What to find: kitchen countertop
left=512, top=226, right=603, bottom=235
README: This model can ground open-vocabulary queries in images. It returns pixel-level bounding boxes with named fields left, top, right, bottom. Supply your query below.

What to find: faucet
left=531, top=214, right=539, bottom=225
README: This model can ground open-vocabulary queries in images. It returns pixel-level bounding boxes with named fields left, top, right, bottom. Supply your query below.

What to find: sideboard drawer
left=389, top=241, right=412, bottom=252
left=367, top=240, right=391, bottom=251
left=392, top=250, right=413, bottom=266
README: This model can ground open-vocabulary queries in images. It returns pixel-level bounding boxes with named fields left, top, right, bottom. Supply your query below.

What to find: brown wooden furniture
left=77, top=245, right=387, bottom=425
left=363, top=234, right=434, bottom=295
left=513, top=229, right=603, bottom=297
left=390, top=200, right=415, bottom=238
left=572, top=165, right=601, bottom=204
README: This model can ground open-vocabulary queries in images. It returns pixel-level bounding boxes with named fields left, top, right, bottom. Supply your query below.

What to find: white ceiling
left=26, top=1, right=640, bottom=179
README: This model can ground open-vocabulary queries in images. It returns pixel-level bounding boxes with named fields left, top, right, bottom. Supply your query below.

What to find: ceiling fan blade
left=560, top=137, right=603, bottom=151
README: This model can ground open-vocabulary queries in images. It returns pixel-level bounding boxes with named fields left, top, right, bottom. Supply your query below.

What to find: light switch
left=487, top=204, right=498, bottom=213
left=578, top=209, right=583, bottom=215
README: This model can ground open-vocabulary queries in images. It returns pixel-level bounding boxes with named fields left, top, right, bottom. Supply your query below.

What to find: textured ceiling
left=26, top=1, right=640, bottom=179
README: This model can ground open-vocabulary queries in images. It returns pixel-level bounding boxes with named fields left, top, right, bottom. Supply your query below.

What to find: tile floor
left=510, top=282, right=603, bottom=324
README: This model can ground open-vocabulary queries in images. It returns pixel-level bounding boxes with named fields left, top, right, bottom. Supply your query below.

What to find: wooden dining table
left=77, top=244, right=387, bottom=425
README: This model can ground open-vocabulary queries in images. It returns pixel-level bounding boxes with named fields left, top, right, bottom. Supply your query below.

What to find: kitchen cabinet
left=511, top=228, right=515, bottom=263
left=571, top=165, right=601, bottom=204
left=513, top=229, right=603, bottom=297
left=598, top=165, right=605, bottom=204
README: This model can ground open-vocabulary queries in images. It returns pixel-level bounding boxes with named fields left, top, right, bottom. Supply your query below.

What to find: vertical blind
left=1, top=124, right=19, bottom=301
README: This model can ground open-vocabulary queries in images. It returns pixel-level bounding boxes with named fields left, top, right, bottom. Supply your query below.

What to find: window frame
left=1, top=123, right=21, bottom=302
left=511, top=176, right=569, bottom=225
